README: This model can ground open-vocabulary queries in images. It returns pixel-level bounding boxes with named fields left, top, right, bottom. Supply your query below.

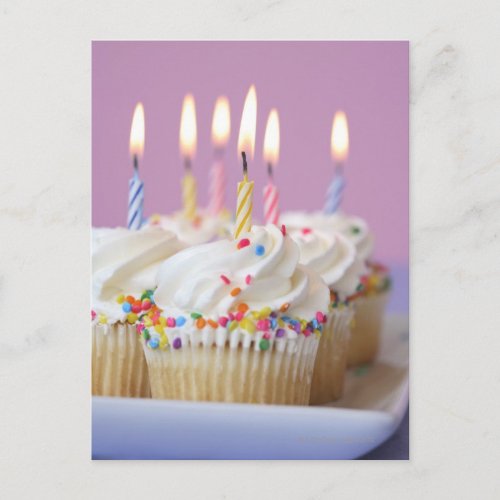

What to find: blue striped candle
left=128, top=157, right=144, bottom=230
left=323, top=167, right=345, bottom=214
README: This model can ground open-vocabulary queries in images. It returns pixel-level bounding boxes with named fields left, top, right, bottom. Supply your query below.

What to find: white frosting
left=147, top=211, right=227, bottom=246
left=281, top=210, right=375, bottom=261
left=92, top=226, right=185, bottom=323
left=286, top=227, right=366, bottom=299
left=154, top=224, right=329, bottom=319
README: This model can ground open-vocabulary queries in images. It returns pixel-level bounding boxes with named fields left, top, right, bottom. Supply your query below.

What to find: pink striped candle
left=263, top=109, right=280, bottom=225
left=210, top=97, right=230, bottom=215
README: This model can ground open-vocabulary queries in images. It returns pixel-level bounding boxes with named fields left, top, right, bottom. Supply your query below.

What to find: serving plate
left=92, top=313, right=408, bottom=459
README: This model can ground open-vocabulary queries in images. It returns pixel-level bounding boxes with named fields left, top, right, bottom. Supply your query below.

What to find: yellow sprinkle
left=144, top=317, right=153, bottom=327
left=159, top=316, right=167, bottom=327
left=277, top=318, right=285, bottom=328
left=159, top=334, right=168, bottom=349
left=154, top=324, right=164, bottom=334
left=251, top=311, right=260, bottom=319
left=240, top=318, right=256, bottom=334
left=126, top=312, right=138, bottom=324
left=116, top=294, right=125, bottom=304
left=300, top=319, right=307, bottom=330
left=229, top=321, right=238, bottom=332
left=258, top=307, right=272, bottom=319
left=98, top=314, right=108, bottom=324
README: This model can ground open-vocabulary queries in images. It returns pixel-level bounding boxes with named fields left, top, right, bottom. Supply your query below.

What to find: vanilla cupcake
left=139, top=224, right=330, bottom=405
left=147, top=210, right=229, bottom=246
left=284, top=226, right=365, bottom=404
left=92, top=226, right=185, bottom=397
left=282, top=211, right=391, bottom=366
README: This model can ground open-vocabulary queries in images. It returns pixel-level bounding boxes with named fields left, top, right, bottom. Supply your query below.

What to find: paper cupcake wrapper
left=92, top=323, right=150, bottom=398
left=143, top=334, right=320, bottom=405
left=347, top=291, right=390, bottom=367
left=309, top=306, right=353, bottom=405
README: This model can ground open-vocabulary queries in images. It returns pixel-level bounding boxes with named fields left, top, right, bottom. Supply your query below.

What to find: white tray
left=92, top=313, right=408, bottom=459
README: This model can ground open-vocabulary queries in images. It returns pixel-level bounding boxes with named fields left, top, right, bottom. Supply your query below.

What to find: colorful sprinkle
left=218, top=316, right=229, bottom=327
left=208, top=319, right=218, bottom=329
left=122, top=302, right=132, bottom=313
left=235, top=311, right=244, bottom=322
left=220, top=274, right=231, bottom=285
left=280, top=303, right=290, bottom=312
left=196, top=317, right=206, bottom=329
left=176, top=316, right=186, bottom=327
left=237, top=238, right=251, bottom=250
left=91, top=310, right=96, bottom=321
left=351, top=226, right=361, bottom=234
left=142, top=329, right=150, bottom=341
left=166, top=317, right=176, bottom=328
left=173, top=337, right=182, bottom=349
left=132, top=301, right=142, bottom=314
left=126, top=295, right=135, bottom=304
left=245, top=274, right=252, bottom=285
left=126, top=313, right=137, bottom=324
left=263, top=332, right=271, bottom=340
left=116, top=294, right=125, bottom=304
left=276, top=328, right=285, bottom=338
left=191, top=312, right=202, bottom=319
left=240, top=318, right=256, bottom=333
left=148, top=338, right=159, bottom=349
left=259, top=339, right=270, bottom=351
left=316, top=311, right=325, bottom=323
left=281, top=224, right=286, bottom=236
left=142, top=299, right=152, bottom=311
left=255, top=245, right=265, bottom=256
left=230, top=287, right=241, bottom=297
left=302, top=227, right=312, bottom=235
left=98, top=313, right=108, bottom=324
left=237, top=303, right=249, bottom=314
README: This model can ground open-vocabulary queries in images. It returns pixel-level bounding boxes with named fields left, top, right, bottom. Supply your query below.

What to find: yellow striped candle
left=234, top=85, right=257, bottom=239
left=179, top=94, right=198, bottom=220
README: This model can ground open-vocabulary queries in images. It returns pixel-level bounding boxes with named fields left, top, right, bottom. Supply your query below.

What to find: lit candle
left=209, top=96, right=230, bottom=215
left=234, top=85, right=256, bottom=239
left=128, top=102, right=145, bottom=230
left=179, top=94, right=198, bottom=220
left=324, top=111, right=349, bottom=214
left=263, top=109, right=280, bottom=225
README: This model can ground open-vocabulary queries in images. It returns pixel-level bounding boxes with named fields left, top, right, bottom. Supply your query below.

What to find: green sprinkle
left=354, top=364, right=370, bottom=377
left=356, top=283, right=364, bottom=292
left=259, top=339, right=270, bottom=351
left=143, top=329, right=150, bottom=341
left=191, top=312, right=202, bottom=319
left=351, top=226, right=361, bottom=234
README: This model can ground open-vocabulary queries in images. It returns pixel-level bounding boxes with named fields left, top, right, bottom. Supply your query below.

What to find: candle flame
left=129, top=102, right=145, bottom=158
left=211, top=96, right=231, bottom=148
left=331, top=111, right=349, bottom=162
left=237, top=85, right=257, bottom=160
left=180, top=94, right=197, bottom=159
left=263, top=108, right=280, bottom=167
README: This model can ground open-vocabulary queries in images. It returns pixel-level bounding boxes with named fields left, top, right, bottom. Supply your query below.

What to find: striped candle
left=209, top=159, right=225, bottom=216
left=263, top=181, right=279, bottom=225
left=323, top=170, right=345, bottom=214
left=127, top=160, right=144, bottom=230
left=182, top=167, right=197, bottom=221
left=234, top=153, right=254, bottom=239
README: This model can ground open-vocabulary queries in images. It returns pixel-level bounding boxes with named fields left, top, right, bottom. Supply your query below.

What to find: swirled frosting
left=147, top=210, right=228, bottom=246
left=145, top=225, right=329, bottom=351
left=285, top=227, right=366, bottom=299
left=281, top=211, right=374, bottom=261
left=92, top=226, right=185, bottom=324
left=154, top=224, right=329, bottom=319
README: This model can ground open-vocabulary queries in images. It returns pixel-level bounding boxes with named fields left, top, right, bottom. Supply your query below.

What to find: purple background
left=92, top=41, right=408, bottom=264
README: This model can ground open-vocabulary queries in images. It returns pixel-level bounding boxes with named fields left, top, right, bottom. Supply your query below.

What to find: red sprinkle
left=220, top=274, right=231, bottom=285
left=237, top=238, right=251, bottom=250
left=228, top=312, right=235, bottom=321
left=166, top=317, right=176, bottom=328
left=281, top=224, right=286, bottom=236
left=316, top=311, right=325, bottom=323
left=219, top=316, right=229, bottom=327
left=235, top=311, right=244, bottom=321
left=91, top=310, right=96, bottom=320
left=302, top=227, right=312, bottom=235
left=245, top=275, right=252, bottom=285
left=263, top=332, right=271, bottom=340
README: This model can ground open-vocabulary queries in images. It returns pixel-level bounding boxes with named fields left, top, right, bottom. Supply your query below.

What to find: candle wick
left=267, top=163, right=273, bottom=180
left=241, top=151, right=248, bottom=178
left=133, top=154, right=139, bottom=178
left=214, top=147, right=224, bottom=160
left=184, top=157, right=192, bottom=172
left=336, top=162, right=344, bottom=177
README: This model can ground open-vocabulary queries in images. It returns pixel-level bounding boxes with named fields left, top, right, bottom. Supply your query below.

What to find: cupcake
left=138, top=224, right=330, bottom=405
left=147, top=210, right=229, bottom=246
left=284, top=226, right=365, bottom=404
left=282, top=211, right=391, bottom=366
left=92, top=226, right=185, bottom=397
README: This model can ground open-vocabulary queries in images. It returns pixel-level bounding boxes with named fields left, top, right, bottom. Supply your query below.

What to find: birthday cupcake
left=283, top=225, right=365, bottom=404
left=281, top=211, right=391, bottom=366
left=138, top=224, right=330, bottom=405
left=92, top=225, right=185, bottom=397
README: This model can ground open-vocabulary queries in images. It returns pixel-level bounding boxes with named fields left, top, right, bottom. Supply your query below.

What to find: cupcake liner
left=143, top=331, right=320, bottom=405
left=92, top=323, right=151, bottom=398
left=347, top=291, right=390, bottom=367
left=309, top=306, right=353, bottom=405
